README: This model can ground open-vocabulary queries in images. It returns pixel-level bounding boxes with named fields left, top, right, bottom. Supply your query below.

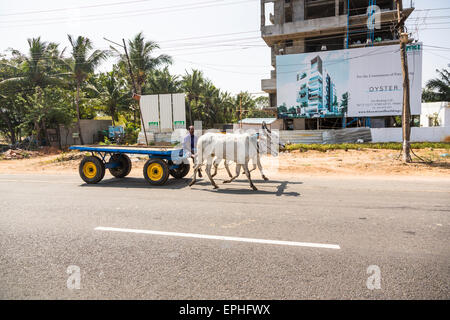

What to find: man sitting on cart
left=183, top=125, right=202, bottom=178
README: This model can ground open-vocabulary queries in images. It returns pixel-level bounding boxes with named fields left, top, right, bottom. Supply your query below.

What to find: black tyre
left=79, top=156, right=105, bottom=184
left=143, top=159, right=169, bottom=185
left=169, top=163, right=190, bottom=179
left=108, top=154, right=132, bottom=178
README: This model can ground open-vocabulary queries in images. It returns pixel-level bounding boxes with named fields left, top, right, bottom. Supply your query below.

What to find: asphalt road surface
left=0, top=172, right=449, bottom=299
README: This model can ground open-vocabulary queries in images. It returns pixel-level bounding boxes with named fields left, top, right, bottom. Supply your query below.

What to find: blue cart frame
left=69, top=145, right=189, bottom=185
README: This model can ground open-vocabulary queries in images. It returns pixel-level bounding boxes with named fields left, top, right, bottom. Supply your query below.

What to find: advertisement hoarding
left=140, top=93, right=187, bottom=132
left=276, top=43, right=422, bottom=119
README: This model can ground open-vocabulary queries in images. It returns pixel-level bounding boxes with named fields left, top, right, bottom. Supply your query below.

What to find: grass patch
left=285, top=142, right=450, bottom=152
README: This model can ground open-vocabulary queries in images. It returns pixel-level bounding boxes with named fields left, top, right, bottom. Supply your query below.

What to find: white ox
left=188, top=124, right=276, bottom=190
left=188, top=132, right=259, bottom=190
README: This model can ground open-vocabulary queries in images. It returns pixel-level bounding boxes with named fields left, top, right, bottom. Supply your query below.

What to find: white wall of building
left=371, top=127, right=450, bottom=143
left=420, top=102, right=449, bottom=127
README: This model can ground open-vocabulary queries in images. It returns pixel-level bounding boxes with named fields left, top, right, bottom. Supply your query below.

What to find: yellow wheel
left=83, top=162, right=97, bottom=179
left=79, top=156, right=105, bottom=184
left=143, top=159, right=169, bottom=185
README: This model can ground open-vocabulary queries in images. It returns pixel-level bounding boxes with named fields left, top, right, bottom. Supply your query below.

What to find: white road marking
left=94, top=226, right=341, bottom=250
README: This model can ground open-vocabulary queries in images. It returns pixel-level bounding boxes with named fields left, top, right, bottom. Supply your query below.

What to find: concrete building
left=260, top=0, right=414, bottom=129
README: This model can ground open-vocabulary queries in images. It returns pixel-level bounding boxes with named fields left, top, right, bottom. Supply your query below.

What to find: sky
left=0, top=0, right=448, bottom=96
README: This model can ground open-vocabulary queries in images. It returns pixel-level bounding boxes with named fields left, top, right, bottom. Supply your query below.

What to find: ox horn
left=262, top=121, right=271, bottom=134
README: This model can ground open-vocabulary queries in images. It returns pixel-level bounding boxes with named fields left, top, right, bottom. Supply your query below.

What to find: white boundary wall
left=371, top=127, right=450, bottom=142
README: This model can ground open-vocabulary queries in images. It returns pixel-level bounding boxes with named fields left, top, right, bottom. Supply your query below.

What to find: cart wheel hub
left=147, top=163, right=163, bottom=181
left=83, top=162, right=97, bottom=179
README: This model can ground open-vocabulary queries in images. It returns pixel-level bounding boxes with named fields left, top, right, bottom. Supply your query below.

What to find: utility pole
left=239, top=95, right=243, bottom=129
left=122, top=39, right=149, bottom=146
left=395, top=0, right=412, bottom=163
left=104, top=37, right=148, bottom=145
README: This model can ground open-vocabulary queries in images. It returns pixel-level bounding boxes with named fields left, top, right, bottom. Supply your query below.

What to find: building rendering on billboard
left=295, top=55, right=340, bottom=118
left=276, top=43, right=422, bottom=119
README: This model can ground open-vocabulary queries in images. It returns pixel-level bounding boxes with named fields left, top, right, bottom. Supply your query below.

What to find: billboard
left=276, top=43, right=422, bottom=119
left=140, top=93, right=186, bottom=132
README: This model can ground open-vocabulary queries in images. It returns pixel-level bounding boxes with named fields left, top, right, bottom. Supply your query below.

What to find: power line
left=6, top=1, right=437, bottom=29
left=0, top=0, right=258, bottom=28
left=1, top=26, right=400, bottom=62
left=0, top=0, right=158, bottom=17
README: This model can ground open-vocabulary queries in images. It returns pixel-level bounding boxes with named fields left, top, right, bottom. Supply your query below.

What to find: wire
left=426, top=51, right=449, bottom=61
left=0, top=0, right=160, bottom=17
left=0, top=0, right=258, bottom=28
left=3, top=20, right=414, bottom=65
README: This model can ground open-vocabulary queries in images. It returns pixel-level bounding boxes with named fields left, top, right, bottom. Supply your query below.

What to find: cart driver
left=183, top=125, right=202, bottom=178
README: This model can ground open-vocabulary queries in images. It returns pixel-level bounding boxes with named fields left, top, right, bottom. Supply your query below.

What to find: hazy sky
left=0, top=0, right=448, bottom=95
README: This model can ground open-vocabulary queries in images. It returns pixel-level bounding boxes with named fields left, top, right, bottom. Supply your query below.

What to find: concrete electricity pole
left=122, top=39, right=149, bottom=146
left=395, top=0, right=412, bottom=163
left=239, top=95, right=243, bottom=129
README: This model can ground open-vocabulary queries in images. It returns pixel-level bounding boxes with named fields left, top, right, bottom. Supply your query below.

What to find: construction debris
left=1, top=147, right=61, bottom=160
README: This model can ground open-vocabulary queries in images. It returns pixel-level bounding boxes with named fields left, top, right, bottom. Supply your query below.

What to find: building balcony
left=261, top=78, right=276, bottom=93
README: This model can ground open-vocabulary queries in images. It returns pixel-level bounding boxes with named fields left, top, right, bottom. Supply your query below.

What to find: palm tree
left=0, top=37, right=67, bottom=144
left=201, top=80, right=221, bottom=127
left=0, top=37, right=66, bottom=89
left=90, top=70, right=130, bottom=126
left=219, top=91, right=235, bottom=123
left=66, top=35, right=108, bottom=144
left=145, top=67, right=181, bottom=94
left=182, top=69, right=204, bottom=125
left=114, top=32, right=172, bottom=95
left=423, top=68, right=450, bottom=102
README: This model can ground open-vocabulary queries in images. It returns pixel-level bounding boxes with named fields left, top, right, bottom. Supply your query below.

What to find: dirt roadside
left=0, top=148, right=448, bottom=178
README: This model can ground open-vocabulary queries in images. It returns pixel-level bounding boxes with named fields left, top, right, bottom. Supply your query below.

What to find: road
left=0, top=172, right=449, bottom=299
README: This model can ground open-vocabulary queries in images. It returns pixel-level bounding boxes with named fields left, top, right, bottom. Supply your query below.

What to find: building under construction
left=260, top=0, right=415, bottom=130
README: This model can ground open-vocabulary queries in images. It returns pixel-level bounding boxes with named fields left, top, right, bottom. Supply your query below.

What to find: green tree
left=201, top=80, right=221, bottom=127
left=0, top=38, right=67, bottom=145
left=182, top=69, right=204, bottom=126
left=65, top=35, right=108, bottom=144
left=115, top=32, right=172, bottom=95
left=145, top=67, right=181, bottom=94
left=17, top=87, right=74, bottom=147
left=278, top=103, right=288, bottom=114
left=254, top=96, right=269, bottom=109
left=340, top=92, right=349, bottom=114
left=0, top=38, right=66, bottom=89
left=90, top=70, right=131, bottom=126
left=219, top=91, right=236, bottom=123
left=422, top=68, right=450, bottom=102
